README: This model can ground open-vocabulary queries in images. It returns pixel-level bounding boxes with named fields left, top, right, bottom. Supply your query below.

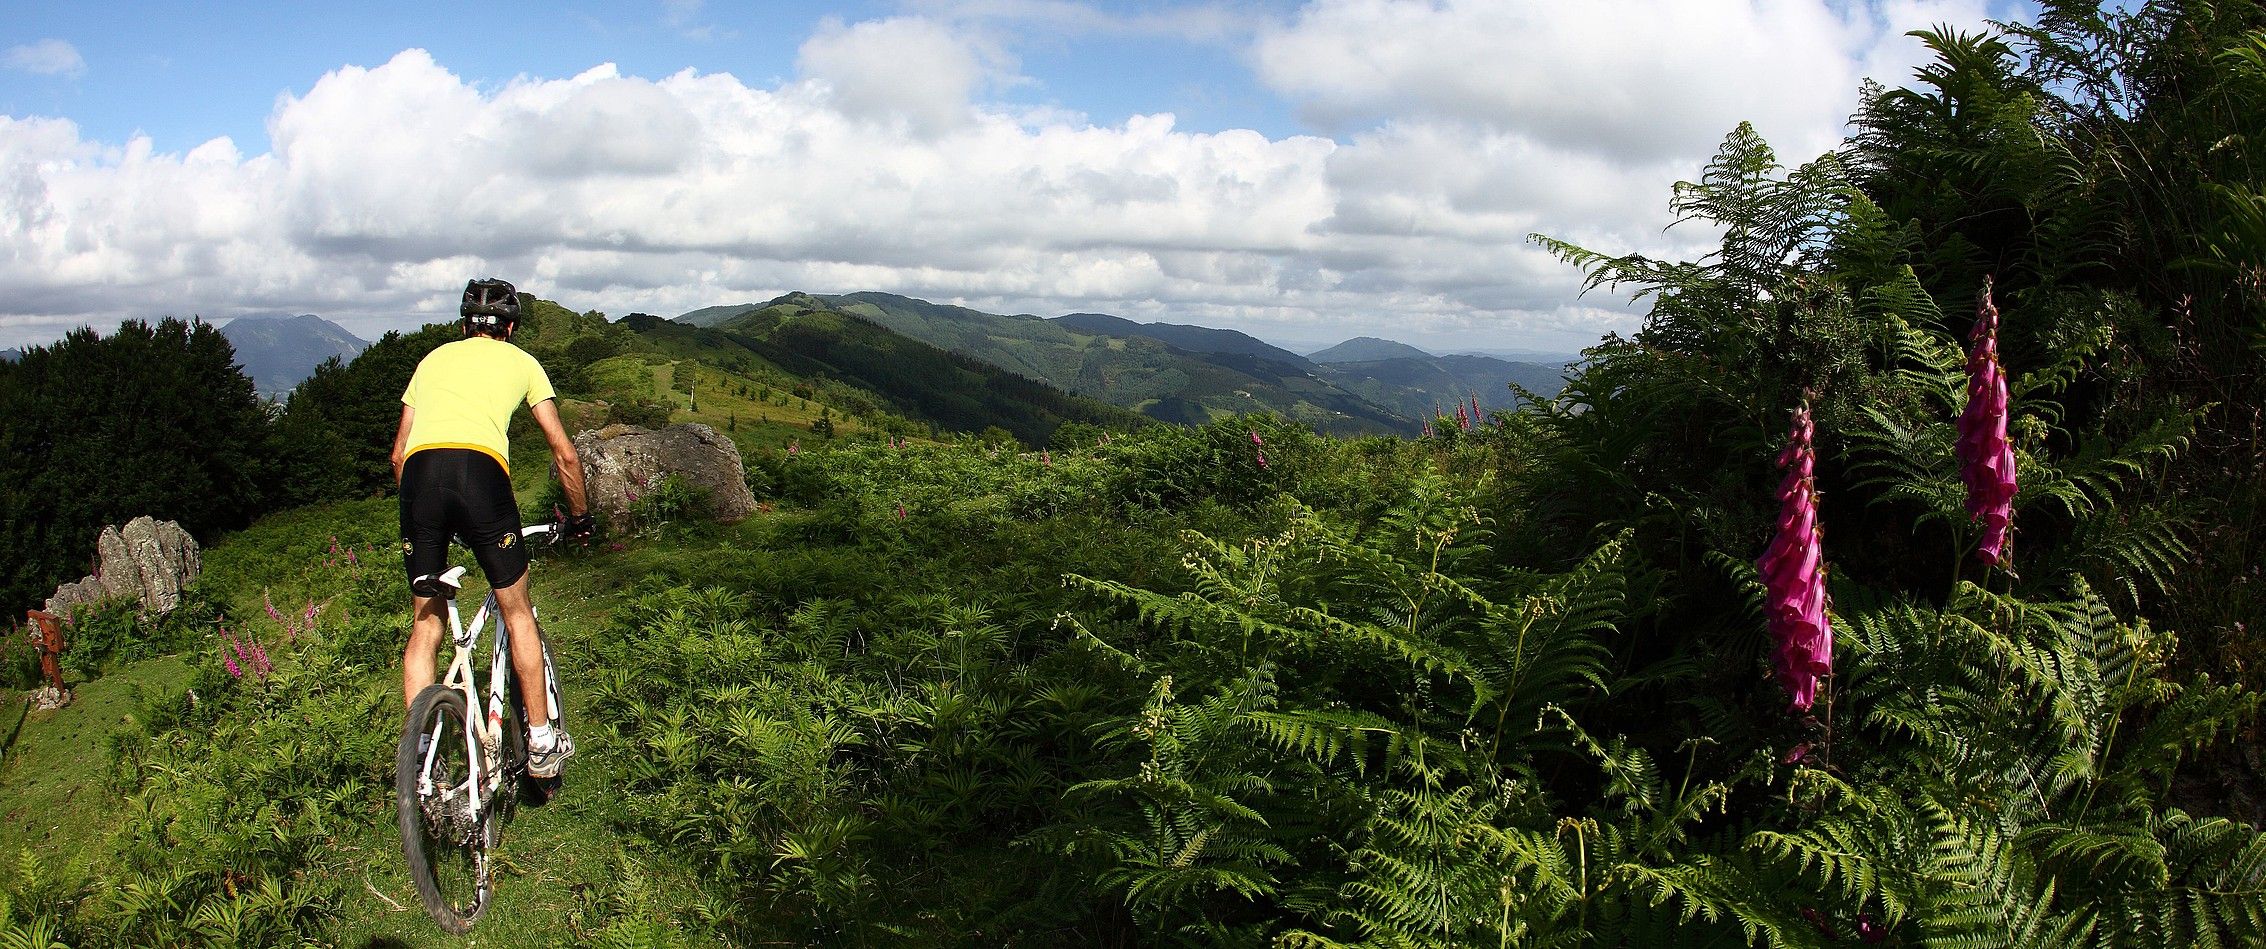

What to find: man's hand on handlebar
left=565, top=510, right=597, bottom=544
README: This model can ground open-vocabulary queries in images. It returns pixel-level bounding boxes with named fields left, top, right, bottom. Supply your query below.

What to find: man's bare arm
left=530, top=399, right=588, bottom=516
left=392, top=404, right=415, bottom=484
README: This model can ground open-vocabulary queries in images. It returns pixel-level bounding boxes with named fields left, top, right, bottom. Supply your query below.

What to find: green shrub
left=606, top=399, right=673, bottom=428
left=0, top=625, right=39, bottom=690
left=627, top=474, right=712, bottom=536
left=53, top=592, right=219, bottom=678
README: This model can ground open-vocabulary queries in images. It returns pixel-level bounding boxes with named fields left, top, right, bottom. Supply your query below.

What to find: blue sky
left=2, top=1, right=1309, bottom=155
left=2, top=1, right=2021, bottom=353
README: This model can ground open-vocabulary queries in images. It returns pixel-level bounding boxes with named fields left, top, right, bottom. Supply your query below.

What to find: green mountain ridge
left=1052, top=311, right=1314, bottom=366
left=700, top=291, right=1408, bottom=434
left=621, top=310, right=1143, bottom=446
left=1317, top=353, right=1570, bottom=418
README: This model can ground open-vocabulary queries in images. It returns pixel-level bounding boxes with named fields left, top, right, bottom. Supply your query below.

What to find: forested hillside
left=4, top=3, right=2265, bottom=946
left=713, top=292, right=1418, bottom=434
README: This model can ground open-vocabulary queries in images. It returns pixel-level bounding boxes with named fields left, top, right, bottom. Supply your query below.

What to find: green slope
left=732, top=291, right=1412, bottom=435
left=1316, top=354, right=1569, bottom=419
left=626, top=310, right=1145, bottom=447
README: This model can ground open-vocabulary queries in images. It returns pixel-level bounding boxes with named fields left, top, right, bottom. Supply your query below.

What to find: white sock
left=530, top=722, right=556, bottom=751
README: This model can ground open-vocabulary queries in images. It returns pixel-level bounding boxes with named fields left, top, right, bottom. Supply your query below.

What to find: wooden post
left=26, top=609, right=66, bottom=696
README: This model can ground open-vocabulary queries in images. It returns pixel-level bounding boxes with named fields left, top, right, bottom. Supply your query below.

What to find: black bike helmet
left=461, top=278, right=521, bottom=334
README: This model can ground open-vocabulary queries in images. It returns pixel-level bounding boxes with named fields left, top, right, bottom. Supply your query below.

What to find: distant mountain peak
left=220, top=314, right=369, bottom=396
left=1310, top=337, right=1434, bottom=363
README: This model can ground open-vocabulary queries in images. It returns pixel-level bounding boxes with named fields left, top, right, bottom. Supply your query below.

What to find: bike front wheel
left=397, top=685, right=493, bottom=933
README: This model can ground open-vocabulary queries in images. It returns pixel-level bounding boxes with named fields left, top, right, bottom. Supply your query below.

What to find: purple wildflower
left=1256, top=450, right=1270, bottom=470
left=1957, top=277, right=2017, bottom=566
left=1042, top=450, right=1052, bottom=467
left=1758, top=401, right=1831, bottom=713
left=263, top=590, right=284, bottom=626
left=1249, top=430, right=1264, bottom=447
left=224, top=650, right=241, bottom=679
left=896, top=502, right=907, bottom=520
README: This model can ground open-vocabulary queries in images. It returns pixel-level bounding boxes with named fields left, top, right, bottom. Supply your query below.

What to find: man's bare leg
left=492, top=573, right=551, bottom=726
left=403, top=594, right=446, bottom=708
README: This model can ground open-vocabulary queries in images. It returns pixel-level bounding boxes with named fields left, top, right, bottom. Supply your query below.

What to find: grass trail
left=1, top=496, right=740, bottom=945
left=0, top=656, right=191, bottom=877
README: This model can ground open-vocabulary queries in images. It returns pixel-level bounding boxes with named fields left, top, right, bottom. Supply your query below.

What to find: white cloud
left=1253, top=0, right=1990, bottom=160
left=4, top=39, right=86, bottom=78
left=795, top=17, right=1004, bottom=137
left=0, top=3, right=1998, bottom=353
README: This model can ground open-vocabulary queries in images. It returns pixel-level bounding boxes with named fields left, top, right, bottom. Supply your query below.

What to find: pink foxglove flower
left=1256, top=450, right=1269, bottom=470
left=1957, top=278, right=2017, bottom=566
left=1042, top=450, right=1052, bottom=467
left=224, top=650, right=241, bottom=679
left=1249, top=430, right=1263, bottom=446
left=1758, top=402, right=1831, bottom=712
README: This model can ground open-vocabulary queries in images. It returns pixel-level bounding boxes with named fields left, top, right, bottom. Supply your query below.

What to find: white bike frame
left=414, top=523, right=562, bottom=820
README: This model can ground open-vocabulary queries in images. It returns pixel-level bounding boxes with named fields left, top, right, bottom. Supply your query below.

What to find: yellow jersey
left=400, top=336, right=557, bottom=474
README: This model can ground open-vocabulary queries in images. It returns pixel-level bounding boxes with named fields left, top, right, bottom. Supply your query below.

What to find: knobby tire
left=397, top=685, right=497, bottom=934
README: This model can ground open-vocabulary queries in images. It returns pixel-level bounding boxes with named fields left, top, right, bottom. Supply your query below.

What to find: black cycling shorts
left=399, top=448, right=529, bottom=591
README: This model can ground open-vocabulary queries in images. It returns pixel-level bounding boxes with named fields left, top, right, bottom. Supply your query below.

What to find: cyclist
left=392, top=277, right=595, bottom=779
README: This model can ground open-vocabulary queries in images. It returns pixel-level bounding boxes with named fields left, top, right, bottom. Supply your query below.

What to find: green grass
left=0, top=494, right=752, bottom=944
left=320, top=538, right=714, bottom=947
left=0, top=655, right=192, bottom=878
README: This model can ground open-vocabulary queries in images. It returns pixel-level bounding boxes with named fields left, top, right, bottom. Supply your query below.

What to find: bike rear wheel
left=397, top=685, right=493, bottom=933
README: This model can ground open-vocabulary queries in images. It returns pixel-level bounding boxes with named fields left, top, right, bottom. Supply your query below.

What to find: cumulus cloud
left=1253, top=0, right=1985, bottom=160
left=4, top=39, right=86, bottom=78
left=795, top=16, right=1004, bottom=137
left=0, top=3, right=1996, bottom=353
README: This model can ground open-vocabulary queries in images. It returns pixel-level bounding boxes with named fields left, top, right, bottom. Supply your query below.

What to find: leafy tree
left=267, top=322, right=456, bottom=506
left=0, top=318, right=271, bottom=611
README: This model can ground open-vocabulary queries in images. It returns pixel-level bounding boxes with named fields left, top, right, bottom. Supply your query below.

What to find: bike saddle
left=411, top=566, right=470, bottom=600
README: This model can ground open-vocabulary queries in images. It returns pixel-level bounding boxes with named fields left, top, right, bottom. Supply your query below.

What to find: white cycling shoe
left=527, top=730, right=575, bottom=779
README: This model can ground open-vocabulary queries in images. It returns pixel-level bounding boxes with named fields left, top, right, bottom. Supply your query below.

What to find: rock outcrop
left=43, top=516, right=202, bottom=619
left=572, top=423, right=757, bottom=525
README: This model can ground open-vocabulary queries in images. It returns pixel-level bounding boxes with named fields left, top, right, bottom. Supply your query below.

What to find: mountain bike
left=395, top=521, right=566, bottom=934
